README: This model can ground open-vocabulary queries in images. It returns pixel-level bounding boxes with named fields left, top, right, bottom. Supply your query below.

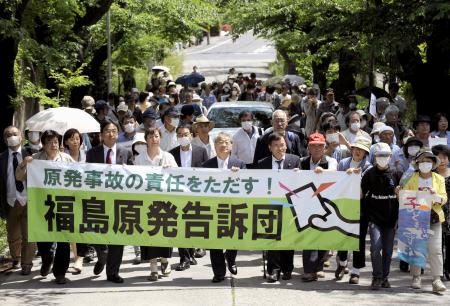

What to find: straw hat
left=192, top=115, right=215, bottom=131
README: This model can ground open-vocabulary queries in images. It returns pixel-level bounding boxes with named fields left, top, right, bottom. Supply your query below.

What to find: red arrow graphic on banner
left=312, top=182, right=336, bottom=198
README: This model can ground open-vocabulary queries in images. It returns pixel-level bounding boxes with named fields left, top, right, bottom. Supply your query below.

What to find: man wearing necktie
left=0, top=126, right=36, bottom=275
left=169, top=124, right=209, bottom=271
left=202, top=132, right=246, bottom=283
left=257, top=133, right=301, bottom=282
left=86, top=121, right=133, bottom=283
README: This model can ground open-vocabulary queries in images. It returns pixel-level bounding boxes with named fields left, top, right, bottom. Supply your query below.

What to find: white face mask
left=7, top=136, right=20, bottom=147
left=124, top=123, right=135, bottom=133
left=407, top=146, right=420, bottom=157
left=418, top=162, right=433, bottom=173
left=29, top=131, right=40, bottom=143
left=374, top=135, right=380, bottom=143
left=350, top=122, right=360, bottom=131
left=30, top=143, right=42, bottom=150
left=134, top=145, right=147, bottom=155
left=170, top=118, right=180, bottom=128
left=241, top=121, right=253, bottom=130
left=326, top=133, right=339, bottom=144
left=178, top=136, right=191, bottom=147
left=375, top=156, right=390, bottom=168
left=360, top=120, right=367, bottom=129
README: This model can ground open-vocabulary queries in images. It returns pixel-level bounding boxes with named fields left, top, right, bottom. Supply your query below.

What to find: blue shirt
left=201, top=94, right=217, bottom=109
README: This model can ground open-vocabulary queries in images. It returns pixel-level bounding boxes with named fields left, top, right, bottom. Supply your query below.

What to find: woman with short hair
left=134, top=128, right=178, bottom=281
left=16, top=130, right=74, bottom=284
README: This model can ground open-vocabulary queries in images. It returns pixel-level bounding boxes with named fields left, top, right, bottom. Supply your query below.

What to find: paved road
left=0, top=247, right=448, bottom=305
left=182, top=31, right=276, bottom=83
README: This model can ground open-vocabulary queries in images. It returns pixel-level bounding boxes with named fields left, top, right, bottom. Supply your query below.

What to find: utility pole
left=106, top=9, right=112, bottom=94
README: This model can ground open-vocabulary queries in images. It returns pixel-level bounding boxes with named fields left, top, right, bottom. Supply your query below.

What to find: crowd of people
left=0, top=67, right=449, bottom=294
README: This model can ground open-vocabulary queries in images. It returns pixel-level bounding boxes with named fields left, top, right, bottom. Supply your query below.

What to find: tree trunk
left=70, top=30, right=125, bottom=107
left=0, top=0, right=30, bottom=151
left=0, top=36, right=20, bottom=151
left=334, top=49, right=357, bottom=102
left=278, top=49, right=297, bottom=74
left=121, top=69, right=136, bottom=93
left=397, top=34, right=450, bottom=117
left=311, top=56, right=331, bottom=96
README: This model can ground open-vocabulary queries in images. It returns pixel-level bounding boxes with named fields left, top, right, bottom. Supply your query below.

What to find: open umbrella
left=25, top=107, right=100, bottom=136
left=283, top=74, right=305, bottom=85
left=175, top=72, right=205, bottom=85
left=355, top=86, right=392, bottom=100
left=152, top=65, right=170, bottom=72
left=263, top=76, right=284, bottom=86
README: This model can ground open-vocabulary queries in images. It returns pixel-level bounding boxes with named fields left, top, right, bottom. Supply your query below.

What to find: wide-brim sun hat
left=351, top=136, right=371, bottom=153
left=412, top=148, right=441, bottom=171
left=192, top=115, right=215, bottom=131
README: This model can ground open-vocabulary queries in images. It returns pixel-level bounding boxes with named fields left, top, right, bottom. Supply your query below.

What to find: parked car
left=206, top=101, right=274, bottom=140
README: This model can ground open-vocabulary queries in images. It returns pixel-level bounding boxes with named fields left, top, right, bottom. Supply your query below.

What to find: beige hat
left=192, top=115, right=214, bottom=131
left=192, top=94, right=203, bottom=102
left=356, top=109, right=366, bottom=118
left=351, top=136, right=371, bottom=153
left=81, top=95, right=95, bottom=110
left=370, top=122, right=386, bottom=135
left=372, top=142, right=392, bottom=156
left=116, top=102, right=128, bottom=113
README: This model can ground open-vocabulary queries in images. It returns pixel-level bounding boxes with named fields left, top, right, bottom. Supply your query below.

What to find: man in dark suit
left=257, top=132, right=301, bottom=282
left=253, top=110, right=307, bottom=165
left=86, top=121, right=133, bottom=283
left=0, top=126, right=37, bottom=275
left=202, top=132, right=246, bottom=283
left=169, top=123, right=209, bottom=271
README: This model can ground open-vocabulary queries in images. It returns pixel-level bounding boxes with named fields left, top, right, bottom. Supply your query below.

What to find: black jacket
left=299, top=156, right=330, bottom=171
left=169, top=144, right=208, bottom=168
left=361, top=166, right=402, bottom=228
left=202, top=156, right=246, bottom=169
left=257, top=154, right=301, bottom=170
left=86, top=144, right=133, bottom=165
left=253, top=130, right=307, bottom=165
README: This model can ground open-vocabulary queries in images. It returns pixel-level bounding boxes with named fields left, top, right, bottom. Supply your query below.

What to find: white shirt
left=160, top=125, right=178, bottom=152
left=103, top=144, right=117, bottom=164
left=418, top=176, right=433, bottom=189
left=134, top=149, right=178, bottom=167
left=271, top=155, right=285, bottom=170
left=7, top=148, right=27, bottom=206
left=231, top=127, right=259, bottom=164
left=349, top=159, right=360, bottom=169
left=180, top=146, right=192, bottom=167
left=342, top=129, right=371, bottom=145
left=192, top=136, right=216, bottom=159
left=217, top=156, right=229, bottom=169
